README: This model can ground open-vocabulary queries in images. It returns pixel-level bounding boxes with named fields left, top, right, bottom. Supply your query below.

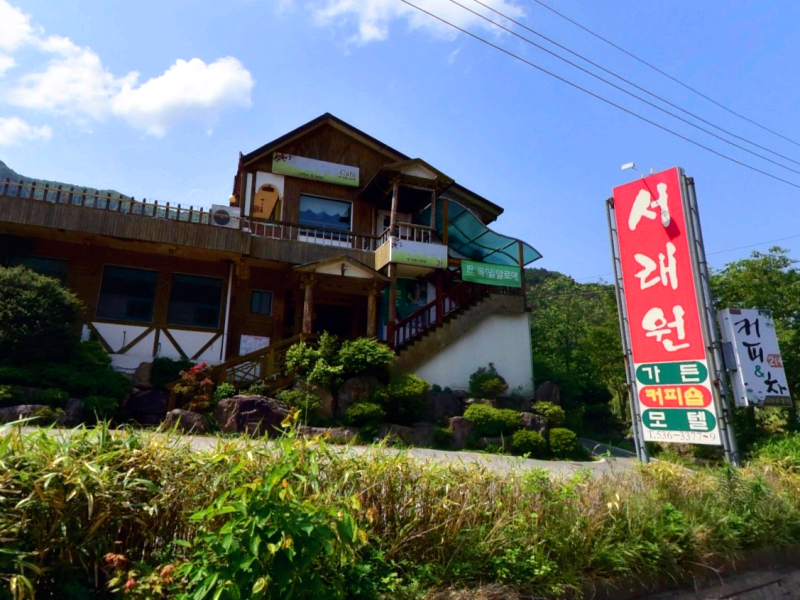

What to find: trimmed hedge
left=463, top=403, right=524, bottom=437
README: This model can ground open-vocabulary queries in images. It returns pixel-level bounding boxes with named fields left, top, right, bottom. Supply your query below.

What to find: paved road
left=7, top=426, right=639, bottom=476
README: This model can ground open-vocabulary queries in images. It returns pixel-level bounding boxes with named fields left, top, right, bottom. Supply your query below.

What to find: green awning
left=419, top=200, right=542, bottom=266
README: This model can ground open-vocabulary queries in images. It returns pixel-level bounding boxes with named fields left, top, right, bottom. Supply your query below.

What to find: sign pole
left=606, top=197, right=649, bottom=463
left=682, top=174, right=739, bottom=465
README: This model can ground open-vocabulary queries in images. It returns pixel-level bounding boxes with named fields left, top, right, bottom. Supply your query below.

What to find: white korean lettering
left=628, top=182, right=671, bottom=230
left=687, top=411, right=708, bottom=431
left=648, top=411, right=668, bottom=428
left=642, top=305, right=690, bottom=352
left=634, top=242, right=677, bottom=290
left=679, top=364, right=701, bottom=383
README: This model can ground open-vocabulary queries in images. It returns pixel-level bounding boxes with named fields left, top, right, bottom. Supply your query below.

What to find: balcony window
left=250, top=290, right=273, bottom=316
left=97, top=266, right=157, bottom=322
left=168, top=274, right=223, bottom=328
left=298, top=195, right=352, bottom=247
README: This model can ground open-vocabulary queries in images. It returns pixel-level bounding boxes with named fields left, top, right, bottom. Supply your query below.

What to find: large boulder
left=378, top=422, right=436, bottom=447
left=336, top=375, right=381, bottom=417
left=520, top=412, right=547, bottom=434
left=161, top=409, right=210, bottom=434
left=132, top=362, right=153, bottom=390
left=127, top=389, right=169, bottom=425
left=312, top=385, right=335, bottom=421
left=423, top=391, right=463, bottom=421
left=0, top=404, right=47, bottom=424
left=57, top=398, right=84, bottom=427
left=535, top=381, right=560, bottom=405
left=448, top=416, right=475, bottom=450
left=214, top=395, right=290, bottom=437
left=297, top=425, right=358, bottom=443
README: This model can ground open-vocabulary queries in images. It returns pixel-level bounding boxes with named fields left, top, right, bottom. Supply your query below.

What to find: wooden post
left=302, top=279, right=315, bottom=334
left=518, top=241, right=528, bottom=311
left=430, top=190, right=437, bottom=229
left=441, top=197, right=449, bottom=247
left=435, top=269, right=444, bottom=326
left=387, top=264, right=398, bottom=346
left=389, top=179, right=400, bottom=238
left=366, top=285, right=378, bottom=338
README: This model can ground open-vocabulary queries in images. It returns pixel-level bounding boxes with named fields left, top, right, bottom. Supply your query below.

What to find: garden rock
left=423, top=391, right=463, bottom=421
left=214, top=395, right=290, bottom=438
left=449, top=416, right=475, bottom=450
left=297, top=425, right=358, bottom=443
left=132, top=362, right=153, bottom=390
left=535, top=381, right=560, bottom=405
left=0, top=404, right=47, bottom=424
left=521, top=412, right=547, bottom=434
left=57, top=398, right=84, bottom=427
left=336, top=375, right=381, bottom=416
left=161, top=409, right=210, bottom=434
left=127, top=389, right=169, bottom=425
left=314, top=386, right=335, bottom=420
left=379, top=422, right=436, bottom=447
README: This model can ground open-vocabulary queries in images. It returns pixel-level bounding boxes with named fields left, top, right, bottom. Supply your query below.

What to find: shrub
left=468, top=363, right=508, bottom=399
left=286, top=333, right=345, bottom=389
left=277, top=388, right=324, bottom=425
left=432, top=427, right=453, bottom=449
left=431, top=384, right=442, bottom=393
left=549, top=427, right=587, bottom=460
left=172, top=363, right=214, bottom=413
left=245, top=381, right=269, bottom=396
left=32, top=406, right=64, bottom=425
left=533, top=401, right=566, bottom=427
left=149, top=356, right=193, bottom=390
left=511, top=430, right=548, bottom=458
left=0, top=340, right=130, bottom=401
left=338, top=338, right=395, bottom=377
left=35, top=388, right=69, bottom=407
left=213, top=382, right=235, bottom=402
left=373, top=374, right=429, bottom=425
left=345, top=402, right=385, bottom=427
left=0, top=266, right=84, bottom=365
left=463, top=403, right=524, bottom=437
left=82, top=396, right=118, bottom=419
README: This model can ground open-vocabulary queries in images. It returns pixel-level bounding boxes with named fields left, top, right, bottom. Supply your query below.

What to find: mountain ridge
left=0, top=160, right=129, bottom=198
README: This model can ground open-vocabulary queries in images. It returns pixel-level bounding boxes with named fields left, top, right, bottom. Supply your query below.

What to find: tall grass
left=2, top=422, right=800, bottom=598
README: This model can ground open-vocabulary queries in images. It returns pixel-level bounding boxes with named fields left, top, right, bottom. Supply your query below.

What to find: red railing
left=391, top=282, right=489, bottom=349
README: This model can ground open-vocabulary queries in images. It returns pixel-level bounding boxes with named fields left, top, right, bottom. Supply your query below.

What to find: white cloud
left=0, top=54, right=14, bottom=76
left=112, top=57, right=254, bottom=137
left=447, top=47, right=461, bottom=65
left=0, top=1, right=254, bottom=136
left=0, top=116, right=52, bottom=146
left=311, top=0, right=525, bottom=43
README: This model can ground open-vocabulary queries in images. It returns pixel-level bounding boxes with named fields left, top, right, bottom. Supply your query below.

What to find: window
left=97, top=266, right=158, bottom=322
left=250, top=290, right=273, bottom=316
left=298, top=195, right=352, bottom=232
left=168, top=274, right=223, bottom=328
left=9, top=255, right=68, bottom=284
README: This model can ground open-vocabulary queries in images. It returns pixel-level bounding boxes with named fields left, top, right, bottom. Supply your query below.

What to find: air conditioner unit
left=210, top=205, right=240, bottom=229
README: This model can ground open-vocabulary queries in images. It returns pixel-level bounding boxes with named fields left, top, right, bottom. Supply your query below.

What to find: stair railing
left=391, top=282, right=487, bottom=349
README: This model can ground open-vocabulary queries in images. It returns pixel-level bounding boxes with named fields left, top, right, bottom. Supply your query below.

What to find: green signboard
left=642, top=409, right=717, bottom=432
left=461, top=260, right=521, bottom=288
left=635, top=361, right=708, bottom=386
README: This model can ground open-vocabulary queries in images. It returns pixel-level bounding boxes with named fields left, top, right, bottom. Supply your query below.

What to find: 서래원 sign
left=718, top=308, right=792, bottom=407
left=612, top=167, right=721, bottom=445
left=272, top=153, right=360, bottom=187
left=461, top=260, right=521, bottom=287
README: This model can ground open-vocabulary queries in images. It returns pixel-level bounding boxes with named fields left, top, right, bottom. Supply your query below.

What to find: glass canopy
left=418, top=200, right=542, bottom=266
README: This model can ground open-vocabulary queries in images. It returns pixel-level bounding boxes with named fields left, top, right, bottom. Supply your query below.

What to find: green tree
left=710, top=247, right=800, bottom=412
left=0, top=266, right=84, bottom=364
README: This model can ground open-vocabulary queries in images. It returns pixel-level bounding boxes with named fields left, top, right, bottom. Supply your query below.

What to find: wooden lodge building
left=0, top=114, right=542, bottom=393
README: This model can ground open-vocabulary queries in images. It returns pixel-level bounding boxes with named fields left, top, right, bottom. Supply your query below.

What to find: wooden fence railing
left=377, top=222, right=436, bottom=246
left=243, top=217, right=379, bottom=251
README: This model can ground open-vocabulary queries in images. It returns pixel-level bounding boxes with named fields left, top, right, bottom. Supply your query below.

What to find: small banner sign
left=461, top=260, right=521, bottom=288
left=388, top=238, right=447, bottom=269
left=718, top=308, right=792, bottom=407
left=272, top=153, right=359, bottom=187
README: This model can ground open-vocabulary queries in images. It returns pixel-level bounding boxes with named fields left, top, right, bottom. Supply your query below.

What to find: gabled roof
left=240, top=113, right=503, bottom=222
left=293, top=255, right=389, bottom=282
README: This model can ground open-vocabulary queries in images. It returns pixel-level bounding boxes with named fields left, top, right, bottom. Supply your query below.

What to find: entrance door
left=314, top=304, right=359, bottom=338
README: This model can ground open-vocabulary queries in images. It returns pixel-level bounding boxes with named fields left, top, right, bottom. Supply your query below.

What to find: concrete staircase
left=394, top=293, right=525, bottom=373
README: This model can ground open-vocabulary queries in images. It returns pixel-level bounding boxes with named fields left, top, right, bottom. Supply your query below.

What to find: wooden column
left=430, top=190, right=437, bottom=229
left=302, top=278, right=315, bottom=334
left=518, top=241, right=528, bottom=311
left=366, top=284, right=378, bottom=338
left=441, top=196, right=449, bottom=247
left=386, top=264, right=398, bottom=346
left=389, top=179, right=400, bottom=237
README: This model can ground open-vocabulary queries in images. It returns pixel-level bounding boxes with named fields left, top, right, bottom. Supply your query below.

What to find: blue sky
left=2, top=0, right=799, bottom=281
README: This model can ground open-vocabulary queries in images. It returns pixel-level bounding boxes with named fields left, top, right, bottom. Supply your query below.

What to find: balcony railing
left=244, top=217, right=379, bottom=251
left=377, top=222, right=435, bottom=246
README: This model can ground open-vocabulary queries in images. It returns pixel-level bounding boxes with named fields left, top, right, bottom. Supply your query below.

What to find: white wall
left=412, top=313, right=534, bottom=395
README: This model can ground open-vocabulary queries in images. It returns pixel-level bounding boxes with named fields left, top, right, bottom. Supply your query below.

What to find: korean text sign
left=461, top=260, right=522, bottom=288
left=612, top=167, right=721, bottom=445
left=718, top=308, right=792, bottom=407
